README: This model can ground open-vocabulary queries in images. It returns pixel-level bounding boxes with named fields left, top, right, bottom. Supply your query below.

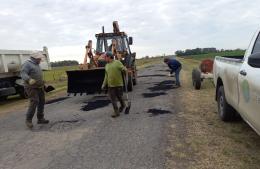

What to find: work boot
left=26, top=120, right=33, bottom=129
left=119, top=106, right=126, bottom=113
left=111, top=110, right=120, bottom=118
left=37, top=118, right=49, bottom=124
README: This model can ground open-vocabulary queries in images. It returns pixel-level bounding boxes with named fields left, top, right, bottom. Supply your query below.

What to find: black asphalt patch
left=138, top=74, right=167, bottom=78
left=142, top=92, right=167, bottom=98
left=157, top=69, right=170, bottom=72
left=92, top=95, right=108, bottom=99
left=148, top=80, right=175, bottom=91
left=45, top=97, right=69, bottom=104
left=81, top=99, right=110, bottom=111
left=147, top=108, right=172, bottom=116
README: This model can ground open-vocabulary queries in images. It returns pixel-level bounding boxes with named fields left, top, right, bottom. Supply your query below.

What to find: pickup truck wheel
left=192, top=68, right=201, bottom=90
left=217, top=86, right=236, bottom=121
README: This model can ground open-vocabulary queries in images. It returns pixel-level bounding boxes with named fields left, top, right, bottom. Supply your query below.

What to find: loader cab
left=95, top=33, right=132, bottom=55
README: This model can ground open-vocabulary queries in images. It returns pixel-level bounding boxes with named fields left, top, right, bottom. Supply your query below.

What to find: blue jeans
left=175, top=66, right=182, bottom=86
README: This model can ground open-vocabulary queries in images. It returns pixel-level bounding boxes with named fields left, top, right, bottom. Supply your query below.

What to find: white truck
left=0, top=47, right=51, bottom=100
left=213, top=29, right=260, bottom=135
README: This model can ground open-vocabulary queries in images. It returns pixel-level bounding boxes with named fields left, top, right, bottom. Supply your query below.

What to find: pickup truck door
left=238, top=32, right=260, bottom=132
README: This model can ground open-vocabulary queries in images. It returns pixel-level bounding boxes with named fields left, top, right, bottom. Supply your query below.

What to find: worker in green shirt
left=102, top=51, right=127, bottom=118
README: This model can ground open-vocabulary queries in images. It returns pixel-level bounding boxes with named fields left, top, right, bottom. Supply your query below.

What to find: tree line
left=50, top=60, right=79, bottom=67
left=175, top=48, right=245, bottom=56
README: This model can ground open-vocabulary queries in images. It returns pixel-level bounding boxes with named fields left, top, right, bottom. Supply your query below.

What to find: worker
left=164, top=58, right=182, bottom=87
left=102, top=51, right=127, bottom=118
left=21, top=52, right=49, bottom=129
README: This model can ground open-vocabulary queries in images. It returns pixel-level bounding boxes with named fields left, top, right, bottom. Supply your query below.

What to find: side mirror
left=248, top=52, right=260, bottom=68
left=129, top=37, right=133, bottom=45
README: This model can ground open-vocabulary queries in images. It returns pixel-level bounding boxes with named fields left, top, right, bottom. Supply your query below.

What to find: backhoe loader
left=66, top=21, right=137, bottom=95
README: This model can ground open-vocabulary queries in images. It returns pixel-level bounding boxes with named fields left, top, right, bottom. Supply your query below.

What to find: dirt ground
left=166, top=58, right=260, bottom=169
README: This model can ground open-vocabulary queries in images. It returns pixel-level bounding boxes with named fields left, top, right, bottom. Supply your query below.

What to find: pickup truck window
left=252, top=33, right=260, bottom=54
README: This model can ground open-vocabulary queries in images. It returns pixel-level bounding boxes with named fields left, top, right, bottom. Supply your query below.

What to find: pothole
left=49, top=119, right=86, bottom=132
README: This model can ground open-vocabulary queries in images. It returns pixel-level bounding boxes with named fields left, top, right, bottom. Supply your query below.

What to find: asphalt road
left=0, top=64, right=179, bottom=169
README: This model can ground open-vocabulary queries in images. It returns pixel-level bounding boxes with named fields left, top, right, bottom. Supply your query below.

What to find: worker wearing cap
left=102, top=51, right=127, bottom=118
left=164, top=58, right=182, bottom=87
left=21, top=52, right=49, bottom=128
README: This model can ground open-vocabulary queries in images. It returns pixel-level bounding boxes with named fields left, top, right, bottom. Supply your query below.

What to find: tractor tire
left=128, top=75, right=133, bottom=92
left=217, top=86, right=236, bottom=121
left=192, top=68, right=201, bottom=90
left=133, top=67, right=137, bottom=86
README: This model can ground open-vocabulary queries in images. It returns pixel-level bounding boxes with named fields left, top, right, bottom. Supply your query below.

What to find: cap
left=105, top=51, right=114, bottom=59
left=31, top=52, right=44, bottom=59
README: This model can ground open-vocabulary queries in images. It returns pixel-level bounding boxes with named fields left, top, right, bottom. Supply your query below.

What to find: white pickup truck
left=213, top=29, right=260, bottom=135
left=0, top=47, right=51, bottom=100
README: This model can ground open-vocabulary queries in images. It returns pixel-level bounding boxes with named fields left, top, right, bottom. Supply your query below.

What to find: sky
left=0, top=0, right=260, bottom=62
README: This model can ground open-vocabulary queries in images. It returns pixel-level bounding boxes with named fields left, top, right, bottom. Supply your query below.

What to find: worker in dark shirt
left=164, top=58, right=182, bottom=87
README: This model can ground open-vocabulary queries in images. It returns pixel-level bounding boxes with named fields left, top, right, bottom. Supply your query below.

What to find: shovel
left=123, top=73, right=131, bottom=114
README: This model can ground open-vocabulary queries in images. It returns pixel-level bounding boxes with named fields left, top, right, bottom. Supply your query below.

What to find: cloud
left=0, top=0, right=260, bottom=62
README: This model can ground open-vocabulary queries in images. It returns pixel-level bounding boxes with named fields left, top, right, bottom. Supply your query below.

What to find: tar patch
left=147, top=108, right=172, bottom=116
left=81, top=99, right=110, bottom=111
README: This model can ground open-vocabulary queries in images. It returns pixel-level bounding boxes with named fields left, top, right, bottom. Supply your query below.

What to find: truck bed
left=215, top=55, right=244, bottom=63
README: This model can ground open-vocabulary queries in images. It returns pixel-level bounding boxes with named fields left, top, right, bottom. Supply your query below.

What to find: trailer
left=0, top=47, right=51, bottom=100
left=192, top=59, right=214, bottom=90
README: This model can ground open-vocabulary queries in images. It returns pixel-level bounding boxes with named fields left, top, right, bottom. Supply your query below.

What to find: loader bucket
left=66, top=68, right=105, bottom=95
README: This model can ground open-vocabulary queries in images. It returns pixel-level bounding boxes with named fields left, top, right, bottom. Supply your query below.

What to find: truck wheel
left=19, top=91, right=28, bottom=99
left=0, top=96, right=7, bottom=101
left=18, top=87, right=28, bottom=99
left=217, top=86, right=236, bottom=121
left=192, top=68, right=201, bottom=90
left=128, top=75, right=133, bottom=91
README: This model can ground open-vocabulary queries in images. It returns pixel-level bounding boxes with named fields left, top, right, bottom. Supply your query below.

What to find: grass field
left=180, top=50, right=245, bottom=61
left=43, top=65, right=78, bottom=92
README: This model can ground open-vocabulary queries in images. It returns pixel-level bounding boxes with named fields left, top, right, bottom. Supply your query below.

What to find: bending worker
left=164, top=57, right=182, bottom=87
left=102, top=51, right=127, bottom=118
left=21, top=52, right=49, bottom=129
